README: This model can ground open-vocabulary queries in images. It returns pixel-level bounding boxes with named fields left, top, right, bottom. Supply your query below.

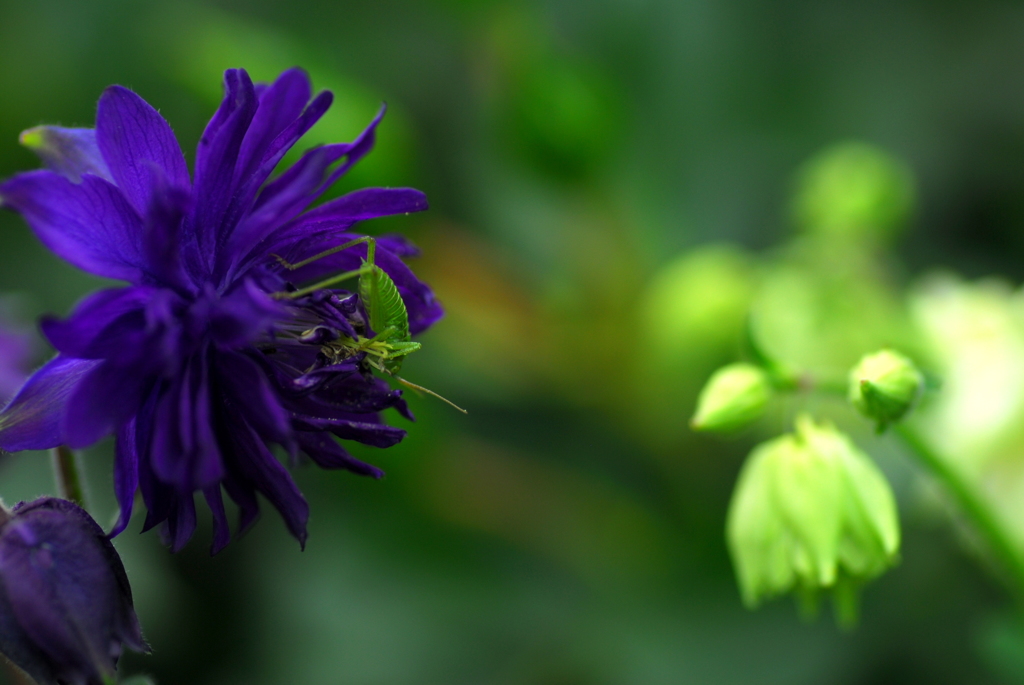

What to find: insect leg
left=274, top=237, right=380, bottom=300
left=272, top=236, right=376, bottom=271
left=276, top=266, right=370, bottom=299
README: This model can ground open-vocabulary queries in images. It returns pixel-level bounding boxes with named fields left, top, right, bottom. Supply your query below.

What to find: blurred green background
left=4, top=0, right=1024, bottom=683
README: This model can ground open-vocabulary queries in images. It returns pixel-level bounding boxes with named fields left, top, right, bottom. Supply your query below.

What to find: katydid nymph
left=273, top=237, right=467, bottom=413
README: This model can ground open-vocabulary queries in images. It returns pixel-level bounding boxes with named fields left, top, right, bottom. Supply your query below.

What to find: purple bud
left=0, top=497, right=147, bottom=685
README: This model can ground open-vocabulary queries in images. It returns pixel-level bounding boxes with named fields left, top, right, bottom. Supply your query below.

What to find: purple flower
left=0, top=316, right=32, bottom=403
left=0, top=497, right=146, bottom=685
left=0, top=69, right=442, bottom=551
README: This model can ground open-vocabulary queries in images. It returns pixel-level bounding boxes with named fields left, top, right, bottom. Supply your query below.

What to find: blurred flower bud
left=849, top=349, right=924, bottom=429
left=641, top=246, right=755, bottom=363
left=691, top=363, right=772, bottom=433
left=727, top=415, right=900, bottom=615
left=792, top=141, right=915, bottom=242
left=0, top=497, right=147, bottom=685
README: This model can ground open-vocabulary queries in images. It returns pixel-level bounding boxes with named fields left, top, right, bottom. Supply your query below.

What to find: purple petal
left=96, top=86, right=190, bottom=213
left=0, top=356, right=100, bottom=452
left=296, top=432, right=384, bottom=478
left=295, top=187, right=428, bottom=227
left=142, top=289, right=191, bottom=374
left=135, top=392, right=173, bottom=534
left=196, top=70, right=248, bottom=169
left=292, top=415, right=406, bottom=448
left=224, top=144, right=351, bottom=270
left=138, top=464, right=173, bottom=535
left=63, top=360, right=152, bottom=449
left=41, top=287, right=150, bottom=360
left=234, top=69, right=312, bottom=182
left=221, top=473, right=261, bottom=536
left=159, top=495, right=197, bottom=553
left=141, top=169, right=192, bottom=290
left=203, top=486, right=231, bottom=555
left=247, top=88, right=333, bottom=184
left=218, top=352, right=291, bottom=445
left=215, top=90, right=335, bottom=270
left=224, top=412, right=309, bottom=547
left=207, top=279, right=285, bottom=350
left=306, top=376, right=409, bottom=414
left=255, top=187, right=428, bottom=259
left=18, top=126, right=113, bottom=183
left=273, top=357, right=362, bottom=397
left=224, top=107, right=387, bottom=276
left=110, top=420, right=139, bottom=538
left=149, top=353, right=224, bottom=492
left=313, top=104, right=386, bottom=192
left=0, top=171, right=145, bottom=282
left=192, top=70, right=258, bottom=258
left=252, top=100, right=387, bottom=213
left=376, top=233, right=422, bottom=258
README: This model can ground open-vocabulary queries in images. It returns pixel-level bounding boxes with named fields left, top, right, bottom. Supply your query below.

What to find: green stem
left=811, top=377, right=849, bottom=396
left=50, top=445, right=87, bottom=508
left=894, top=424, right=1024, bottom=605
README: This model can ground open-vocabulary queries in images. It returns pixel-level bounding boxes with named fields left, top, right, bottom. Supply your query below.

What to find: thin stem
left=4, top=661, right=34, bottom=685
left=811, top=376, right=849, bottom=396
left=894, top=424, right=1024, bottom=605
left=50, top=445, right=87, bottom=508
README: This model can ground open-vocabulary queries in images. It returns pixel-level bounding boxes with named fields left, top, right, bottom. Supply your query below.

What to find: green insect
left=273, top=237, right=466, bottom=413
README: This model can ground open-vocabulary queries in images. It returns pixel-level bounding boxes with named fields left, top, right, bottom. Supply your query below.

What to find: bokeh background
left=3, top=0, right=1024, bottom=683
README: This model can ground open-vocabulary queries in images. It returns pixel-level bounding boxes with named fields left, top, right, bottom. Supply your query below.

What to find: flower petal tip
left=18, top=126, right=45, bottom=149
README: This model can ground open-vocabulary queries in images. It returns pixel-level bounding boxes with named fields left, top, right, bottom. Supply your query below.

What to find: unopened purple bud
left=0, top=497, right=147, bottom=685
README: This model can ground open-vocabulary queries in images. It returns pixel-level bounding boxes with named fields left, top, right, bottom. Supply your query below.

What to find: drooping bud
left=691, top=363, right=772, bottom=433
left=848, top=349, right=924, bottom=430
left=726, top=415, right=900, bottom=620
left=0, top=497, right=147, bottom=685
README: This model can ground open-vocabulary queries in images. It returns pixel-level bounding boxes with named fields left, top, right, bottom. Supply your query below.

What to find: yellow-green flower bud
left=848, top=349, right=924, bottom=429
left=691, top=363, right=772, bottom=433
left=792, top=141, right=915, bottom=242
left=726, top=415, right=900, bottom=616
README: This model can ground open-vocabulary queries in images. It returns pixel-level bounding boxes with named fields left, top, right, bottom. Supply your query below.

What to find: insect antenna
left=393, top=375, right=468, bottom=414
